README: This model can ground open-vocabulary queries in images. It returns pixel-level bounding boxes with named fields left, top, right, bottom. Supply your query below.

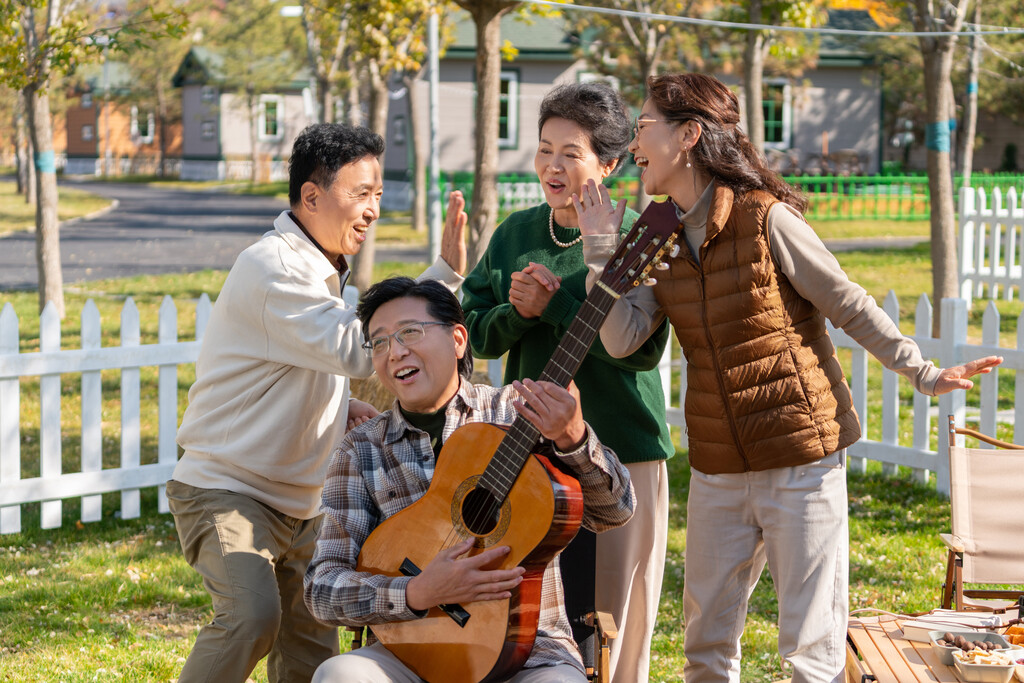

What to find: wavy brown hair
left=646, top=73, right=808, bottom=213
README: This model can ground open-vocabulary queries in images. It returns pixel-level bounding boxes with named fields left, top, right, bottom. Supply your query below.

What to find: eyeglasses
left=633, top=117, right=661, bottom=138
left=362, top=321, right=452, bottom=357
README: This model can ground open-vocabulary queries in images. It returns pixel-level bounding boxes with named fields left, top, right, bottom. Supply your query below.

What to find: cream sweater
left=174, top=210, right=462, bottom=519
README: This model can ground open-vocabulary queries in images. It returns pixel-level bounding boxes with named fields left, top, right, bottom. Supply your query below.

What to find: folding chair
left=940, top=415, right=1024, bottom=612
left=559, top=528, right=616, bottom=683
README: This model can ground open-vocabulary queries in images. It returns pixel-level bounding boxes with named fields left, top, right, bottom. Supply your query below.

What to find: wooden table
left=847, top=616, right=967, bottom=683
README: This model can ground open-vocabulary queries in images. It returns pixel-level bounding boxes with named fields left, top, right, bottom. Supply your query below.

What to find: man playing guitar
left=303, top=276, right=635, bottom=683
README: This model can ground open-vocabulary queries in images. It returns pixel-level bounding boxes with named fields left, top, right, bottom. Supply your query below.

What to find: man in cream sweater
left=167, top=123, right=466, bottom=683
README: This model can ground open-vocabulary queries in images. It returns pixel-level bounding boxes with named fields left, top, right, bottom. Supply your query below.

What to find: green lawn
left=0, top=242, right=1007, bottom=682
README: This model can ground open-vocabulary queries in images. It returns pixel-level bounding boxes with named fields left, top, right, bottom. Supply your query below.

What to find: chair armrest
left=954, top=427, right=1024, bottom=450
left=592, top=610, right=618, bottom=640
left=940, top=533, right=965, bottom=552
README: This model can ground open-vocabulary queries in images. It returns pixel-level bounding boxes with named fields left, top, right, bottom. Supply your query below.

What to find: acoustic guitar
left=355, top=200, right=681, bottom=683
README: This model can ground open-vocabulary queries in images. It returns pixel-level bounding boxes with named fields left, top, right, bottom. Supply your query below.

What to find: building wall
left=219, top=91, right=311, bottom=159
left=181, top=84, right=220, bottom=158
left=969, top=113, right=1024, bottom=173
left=384, top=58, right=583, bottom=177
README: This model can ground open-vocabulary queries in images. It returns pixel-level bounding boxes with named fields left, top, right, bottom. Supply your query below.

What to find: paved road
left=0, top=179, right=426, bottom=291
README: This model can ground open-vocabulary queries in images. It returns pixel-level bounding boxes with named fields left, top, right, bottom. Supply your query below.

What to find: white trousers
left=595, top=460, right=669, bottom=683
left=682, top=452, right=848, bottom=683
left=312, top=642, right=586, bottom=682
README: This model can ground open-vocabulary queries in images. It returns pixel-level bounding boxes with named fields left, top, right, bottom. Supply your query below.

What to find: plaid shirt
left=304, top=380, right=635, bottom=674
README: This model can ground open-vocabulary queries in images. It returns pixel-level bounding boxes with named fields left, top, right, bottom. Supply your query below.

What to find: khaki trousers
left=167, top=480, right=339, bottom=683
left=313, top=642, right=587, bottom=682
left=595, top=460, right=669, bottom=683
left=682, top=452, right=848, bottom=683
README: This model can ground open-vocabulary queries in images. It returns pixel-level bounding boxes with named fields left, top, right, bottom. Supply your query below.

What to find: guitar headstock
left=599, top=200, right=681, bottom=296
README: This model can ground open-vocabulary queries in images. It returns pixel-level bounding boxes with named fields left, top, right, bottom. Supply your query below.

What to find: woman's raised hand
left=573, top=178, right=626, bottom=237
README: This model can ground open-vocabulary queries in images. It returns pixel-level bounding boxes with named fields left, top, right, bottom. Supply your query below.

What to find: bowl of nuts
left=952, top=648, right=1015, bottom=683
left=929, top=630, right=1012, bottom=667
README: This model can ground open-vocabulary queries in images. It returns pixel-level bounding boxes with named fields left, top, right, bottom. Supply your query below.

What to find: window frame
left=131, top=105, right=155, bottom=144
left=498, top=69, right=519, bottom=150
left=258, top=94, right=284, bottom=142
left=762, top=80, right=792, bottom=151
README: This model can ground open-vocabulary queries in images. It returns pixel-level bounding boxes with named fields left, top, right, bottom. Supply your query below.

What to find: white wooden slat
left=157, top=297, right=177, bottom=514
left=937, top=298, right=968, bottom=496
left=980, top=302, right=1001, bottom=443
left=195, top=294, right=212, bottom=341
left=912, top=294, right=932, bottom=484
left=0, top=463, right=178, bottom=506
left=847, top=346, right=869, bottom=475
left=880, top=291, right=899, bottom=476
left=120, top=298, right=141, bottom=520
left=39, top=302, right=62, bottom=528
left=80, top=301, right=103, bottom=522
left=0, top=304, right=22, bottom=533
left=0, top=340, right=201, bottom=378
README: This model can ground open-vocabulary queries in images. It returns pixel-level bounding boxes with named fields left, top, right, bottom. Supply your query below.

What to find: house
left=170, top=46, right=315, bottom=182
left=63, top=60, right=183, bottom=176
left=382, top=7, right=887, bottom=195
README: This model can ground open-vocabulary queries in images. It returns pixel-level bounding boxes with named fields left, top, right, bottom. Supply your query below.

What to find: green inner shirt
left=400, top=405, right=448, bottom=459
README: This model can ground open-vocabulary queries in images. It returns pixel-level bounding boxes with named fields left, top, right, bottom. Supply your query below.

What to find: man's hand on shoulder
left=440, top=190, right=468, bottom=275
left=347, top=398, right=380, bottom=431
left=405, top=538, right=524, bottom=612
left=512, top=379, right=588, bottom=452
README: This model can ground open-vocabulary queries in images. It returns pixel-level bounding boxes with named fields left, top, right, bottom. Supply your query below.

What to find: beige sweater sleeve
left=767, top=204, right=941, bottom=395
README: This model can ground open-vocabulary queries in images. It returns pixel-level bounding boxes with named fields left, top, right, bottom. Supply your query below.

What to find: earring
left=685, top=149, right=692, bottom=169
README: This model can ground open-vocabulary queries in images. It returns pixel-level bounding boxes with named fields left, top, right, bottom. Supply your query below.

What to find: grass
left=0, top=242, right=1010, bottom=681
left=0, top=181, right=112, bottom=235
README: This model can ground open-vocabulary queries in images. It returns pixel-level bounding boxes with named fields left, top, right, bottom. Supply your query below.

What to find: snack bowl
left=929, top=630, right=1012, bottom=666
left=1014, top=662, right=1024, bottom=682
left=952, top=649, right=1015, bottom=683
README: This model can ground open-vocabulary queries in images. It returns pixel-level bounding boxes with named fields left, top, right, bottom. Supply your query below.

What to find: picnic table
left=846, top=615, right=1016, bottom=682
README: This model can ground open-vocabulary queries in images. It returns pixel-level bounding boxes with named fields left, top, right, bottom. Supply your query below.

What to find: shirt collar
left=382, top=379, right=482, bottom=446
left=273, top=210, right=350, bottom=284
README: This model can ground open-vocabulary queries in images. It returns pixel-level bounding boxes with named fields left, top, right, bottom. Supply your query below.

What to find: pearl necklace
left=548, top=207, right=582, bottom=248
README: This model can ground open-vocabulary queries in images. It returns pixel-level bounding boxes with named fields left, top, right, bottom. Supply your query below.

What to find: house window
left=81, top=93, right=93, bottom=108
left=762, top=81, right=792, bottom=150
left=201, top=85, right=217, bottom=102
left=131, top=106, right=155, bottom=144
left=259, top=95, right=284, bottom=141
left=201, top=120, right=216, bottom=140
left=498, top=70, right=519, bottom=149
left=82, top=125, right=94, bottom=141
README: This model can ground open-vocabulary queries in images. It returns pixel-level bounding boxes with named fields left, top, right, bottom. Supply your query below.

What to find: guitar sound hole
left=461, top=487, right=501, bottom=536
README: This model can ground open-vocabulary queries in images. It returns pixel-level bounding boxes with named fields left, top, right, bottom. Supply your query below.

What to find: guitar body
left=356, top=422, right=584, bottom=683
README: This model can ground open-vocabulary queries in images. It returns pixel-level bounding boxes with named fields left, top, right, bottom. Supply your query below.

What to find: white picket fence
left=959, top=186, right=1024, bottom=307
left=0, top=296, right=211, bottom=535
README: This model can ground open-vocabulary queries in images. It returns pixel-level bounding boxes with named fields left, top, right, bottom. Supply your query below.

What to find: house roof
left=444, top=9, right=575, bottom=62
left=817, top=9, right=881, bottom=66
left=171, top=45, right=312, bottom=90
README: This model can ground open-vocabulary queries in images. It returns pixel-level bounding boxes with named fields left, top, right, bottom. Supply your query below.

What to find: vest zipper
left=697, top=258, right=751, bottom=471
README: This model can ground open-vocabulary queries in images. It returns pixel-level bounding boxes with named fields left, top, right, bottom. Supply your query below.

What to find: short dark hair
left=356, top=277, right=474, bottom=380
left=537, top=82, right=631, bottom=173
left=288, top=123, right=385, bottom=206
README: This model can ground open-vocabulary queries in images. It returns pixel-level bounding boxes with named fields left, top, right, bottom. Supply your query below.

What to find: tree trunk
left=14, top=104, right=26, bottom=197
left=23, top=84, right=65, bottom=318
left=156, top=79, right=168, bottom=177
left=743, top=0, right=766, bottom=154
left=463, top=1, right=514, bottom=271
left=405, top=71, right=427, bottom=233
left=248, top=90, right=259, bottom=184
left=922, top=45, right=959, bottom=335
left=350, top=60, right=389, bottom=292
left=958, top=1, right=981, bottom=188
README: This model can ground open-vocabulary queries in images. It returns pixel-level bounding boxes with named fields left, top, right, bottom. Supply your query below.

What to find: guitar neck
left=479, top=283, right=619, bottom=500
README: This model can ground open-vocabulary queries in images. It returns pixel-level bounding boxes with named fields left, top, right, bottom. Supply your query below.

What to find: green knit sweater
left=462, top=203, right=674, bottom=464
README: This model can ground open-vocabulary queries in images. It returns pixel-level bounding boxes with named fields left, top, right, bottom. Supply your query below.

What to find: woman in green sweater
left=461, top=82, right=674, bottom=683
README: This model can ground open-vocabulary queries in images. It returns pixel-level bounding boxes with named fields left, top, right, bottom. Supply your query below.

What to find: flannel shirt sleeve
left=303, top=429, right=426, bottom=627
left=553, top=424, right=635, bottom=533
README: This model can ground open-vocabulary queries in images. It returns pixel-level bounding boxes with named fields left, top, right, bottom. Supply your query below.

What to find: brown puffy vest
left=654, top=186, right=861, bottom=474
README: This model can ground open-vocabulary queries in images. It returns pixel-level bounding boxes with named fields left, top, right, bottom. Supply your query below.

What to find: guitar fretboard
left=478, top=283, right=619, bottom=501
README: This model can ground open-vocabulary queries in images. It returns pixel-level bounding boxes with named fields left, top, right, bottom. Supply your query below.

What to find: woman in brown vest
left=575, top=72, right=1001, bottom=683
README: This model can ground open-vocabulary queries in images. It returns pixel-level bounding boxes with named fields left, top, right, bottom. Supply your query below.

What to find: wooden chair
left=940, top=415, right=1024, bottom=612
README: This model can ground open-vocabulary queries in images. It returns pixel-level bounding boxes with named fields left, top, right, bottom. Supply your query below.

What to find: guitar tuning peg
left=642, top=276, right=658, bottom=287
left=669, top=244, right=681, bottom=259
left=655, top=260, right=669, bottom=271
